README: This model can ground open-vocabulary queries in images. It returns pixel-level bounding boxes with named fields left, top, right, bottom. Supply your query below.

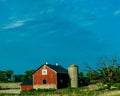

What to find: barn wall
left=33, top=65, right=57, bottom=88
left=33, top=84, right=57, bottom=89
left=57, top=73, right=70, bottom=89
left=21, top=85, right=33, bottom=90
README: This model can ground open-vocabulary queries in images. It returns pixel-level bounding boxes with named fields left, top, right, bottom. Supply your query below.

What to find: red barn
left=20, top=80, right=33, bottom=90
left=33, top=64, right=70, bottom=89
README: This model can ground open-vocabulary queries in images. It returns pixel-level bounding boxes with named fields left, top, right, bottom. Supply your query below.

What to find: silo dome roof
left=70, top=64, right=77, bottom=67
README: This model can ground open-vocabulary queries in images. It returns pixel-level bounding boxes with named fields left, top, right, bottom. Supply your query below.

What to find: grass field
left=0, top=83, right=120, bottom=96
left=0, top=83, right=21, bottom=95
left=0, top=83, right=20, bottom=89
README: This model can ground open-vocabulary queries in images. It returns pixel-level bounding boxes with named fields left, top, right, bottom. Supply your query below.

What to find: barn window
left=42, top=69, right=47, bottom=75
left=43, top=79, right=46, bottom=84
left=60, top=79, right=63, bottom=84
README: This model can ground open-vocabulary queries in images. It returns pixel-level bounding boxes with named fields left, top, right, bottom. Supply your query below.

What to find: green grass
left=0, top=87, right=105, bottom=96
left=1, top=84, right=120, bottom=96
left=113, top=83, right=120, bottom=89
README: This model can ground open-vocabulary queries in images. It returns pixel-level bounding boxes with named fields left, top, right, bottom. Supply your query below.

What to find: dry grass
left=99, top=90, right=120, bottom=96
left=87, top=84, right=102, bottom=91
left=0, top=83, right=21, bottom=95
left=0, top=83, right=120, bottom=96
left=0, top=83, right=21, bottom=89
left=0, top=89, right=21, bottom=94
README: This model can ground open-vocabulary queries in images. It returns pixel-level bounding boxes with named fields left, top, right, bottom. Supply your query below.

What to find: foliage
left=98, top=57, right=120, bottom=90
left=13, top=74, right=26, bottom=82
left=0, top=70, right=11, bottom=82
left=78, top=72, right=90, bottom=86
left=24, top=70, right=35, bottom=80
left=113, top=83, right=120, bottom=89
left=6, top=70, right=13, bottom=82
left=13, top=70, right=35, bottom=82
left=86, top=71, right=100, bottom=81
left=0, top=69, right=35, bottom=83
left=86, top=56, right=120, bottom=90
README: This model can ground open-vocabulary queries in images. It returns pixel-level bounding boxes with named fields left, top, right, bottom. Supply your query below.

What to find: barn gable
left=33, top=64, right=68, bottom=74
left=33, top=64, right=58, bottom=89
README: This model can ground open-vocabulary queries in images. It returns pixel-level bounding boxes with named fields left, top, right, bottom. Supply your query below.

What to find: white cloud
left=114, top=10, right=120, bottom=16
left=2, top=20, right=26, bottom=30
left=0, top=0, right=7, bottom=2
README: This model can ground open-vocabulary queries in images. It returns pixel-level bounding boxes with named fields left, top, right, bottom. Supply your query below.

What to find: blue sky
left=0, top=0, right=120, bottom=74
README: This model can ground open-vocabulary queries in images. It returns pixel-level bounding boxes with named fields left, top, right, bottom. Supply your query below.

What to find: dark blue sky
left=0, top=0, right=120, bottom=74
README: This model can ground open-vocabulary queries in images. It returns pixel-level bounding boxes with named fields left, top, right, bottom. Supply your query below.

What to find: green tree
left=6, top=70, right=13, bottom=82
left=25, top=70, right=35, bottom=80
left=98, top=57, right=120, bottom=89
left=0, top=71, right=7, bottom=82
left=78, top=72, right=90, bottom=86
left=87, top=56, right=120, bottom=90
left=13, top=70, right=35, bottom=82
left=86, top=70, right=100, bottom=83
left=13, top=74, right=26, bottom=82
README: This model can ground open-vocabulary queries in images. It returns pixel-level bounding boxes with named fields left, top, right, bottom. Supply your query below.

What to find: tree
left=25, top=70, right=35, bottom=80
left=6, top=70, right=13, bottom=82
left=78, top=72, right=90, bottom=86
left=86, top=64, right=100, bottom=84
left=97, top=56, right=120, bottom=90
left=13, top=74, right=26, bottom=82
left=12, top=70, right=35, bottom=82
left=0, top=71, right=7, bottom=82
left=86, top=56, right=120, bottom=90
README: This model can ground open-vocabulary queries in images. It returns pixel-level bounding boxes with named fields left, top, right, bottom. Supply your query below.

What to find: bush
left=78, top=77, right=90, bottom=87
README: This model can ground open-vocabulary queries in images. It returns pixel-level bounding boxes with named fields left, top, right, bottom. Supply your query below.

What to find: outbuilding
left=20, top=80, right=33, bottom=90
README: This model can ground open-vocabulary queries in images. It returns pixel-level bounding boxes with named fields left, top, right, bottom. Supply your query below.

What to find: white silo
left=68, top=64, right=78, bottom=88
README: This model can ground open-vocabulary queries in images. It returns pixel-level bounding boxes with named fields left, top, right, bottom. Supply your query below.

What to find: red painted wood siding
left=21, top=85, right=33, bottom=90
left=33, top=65, right=57, bottom=85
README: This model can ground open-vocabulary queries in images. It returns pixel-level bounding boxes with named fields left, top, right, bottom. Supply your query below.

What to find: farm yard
left=1, top=83, right=120, bottom=96
left=0, top=0, right=120, bottom=95
left=1, top=59, right=120, bottom=96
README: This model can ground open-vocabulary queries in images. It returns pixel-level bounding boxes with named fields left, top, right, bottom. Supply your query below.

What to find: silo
left=68, top=64, right=78, bottom=88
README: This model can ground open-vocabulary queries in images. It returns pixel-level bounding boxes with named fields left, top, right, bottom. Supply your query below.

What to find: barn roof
left=34, top=64, right=68, bottom=74
left=47, top=64, right=68, bottom=74
left=21, top=80, right=33, bottom=85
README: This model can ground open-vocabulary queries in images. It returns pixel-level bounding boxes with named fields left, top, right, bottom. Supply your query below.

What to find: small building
left=33, top=64, right=70, bottom=89
left=20, top=80, right=33, bottom=90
